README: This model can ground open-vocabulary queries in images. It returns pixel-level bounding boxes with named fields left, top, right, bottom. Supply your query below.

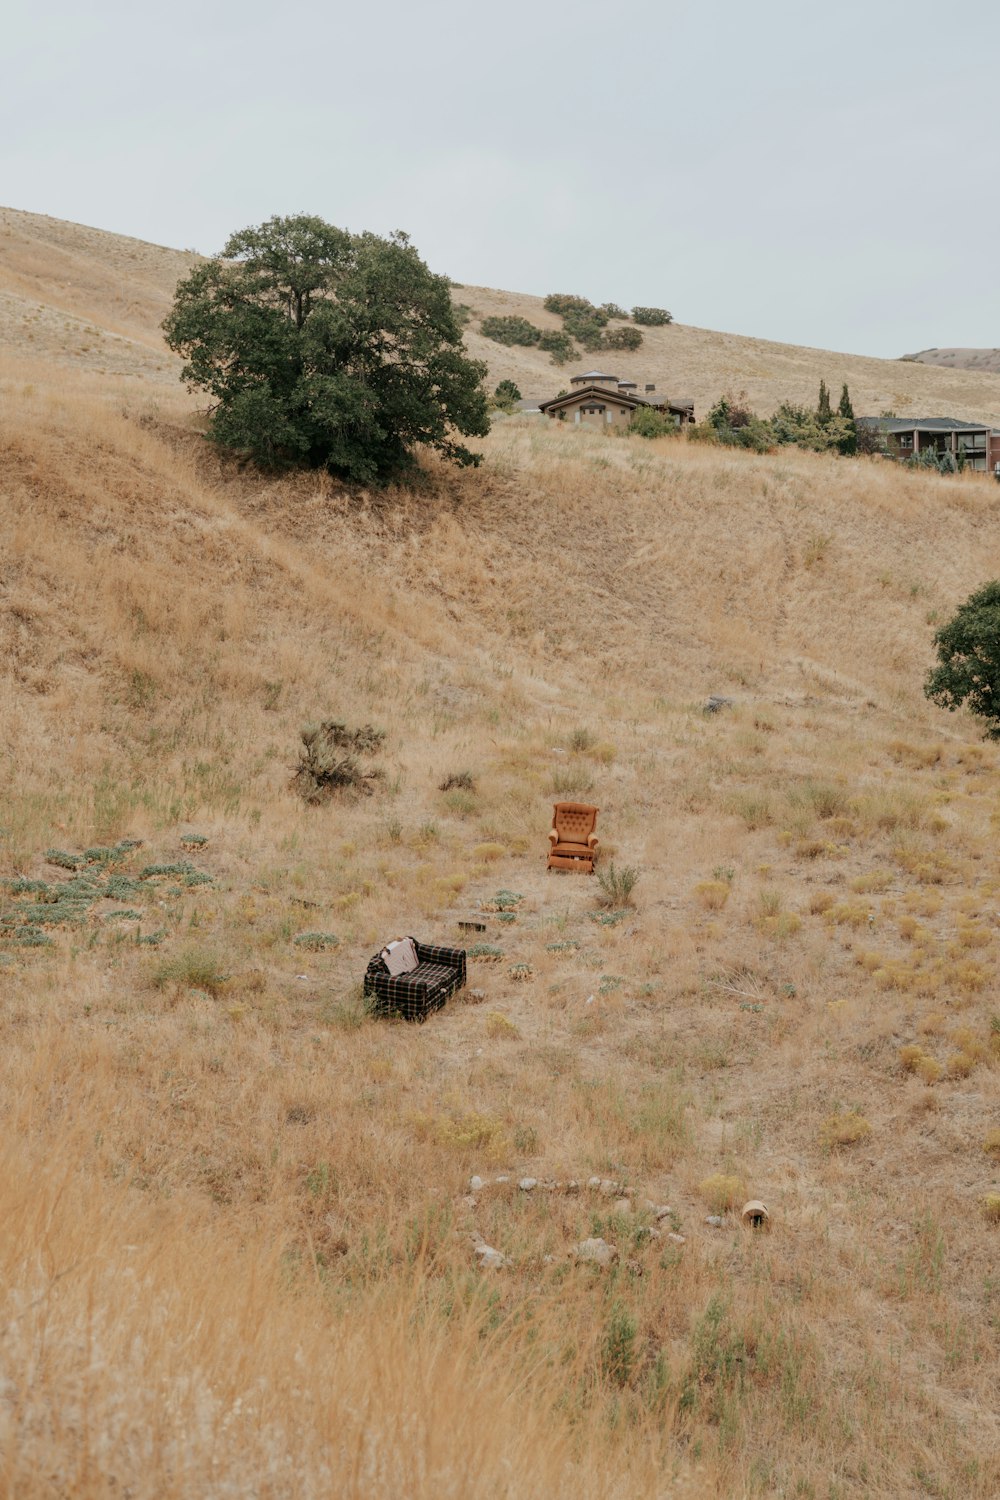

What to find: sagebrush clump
left=293, top=720, right=386, bottom=803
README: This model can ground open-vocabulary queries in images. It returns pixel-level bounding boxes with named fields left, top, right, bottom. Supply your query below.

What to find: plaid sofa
left=363, top=938, right=466, bottom=1022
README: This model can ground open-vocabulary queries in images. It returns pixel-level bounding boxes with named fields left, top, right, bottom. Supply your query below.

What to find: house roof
left=858, top=416, right=991, bottom=434
left=570, top=370, right=619, bottom=383
left=540, top=385, right=643, bottom=412
left=539, top=385, right=694, bottom=416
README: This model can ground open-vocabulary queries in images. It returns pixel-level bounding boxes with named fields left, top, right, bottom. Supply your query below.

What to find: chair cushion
left=552, top=841, right=592, bottom=854
left=382, top=936, right=419, bottom=975
left=411, top=961, right=458, bottom=990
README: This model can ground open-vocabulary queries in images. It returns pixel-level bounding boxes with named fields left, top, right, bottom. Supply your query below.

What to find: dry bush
left=820, top=1112, right=872, bottom=1148
left=293, top=720, right=386, bottom=803
left=694, top=879, right=730, bottom=910
left=698, top=1173, right=745, bottom=1212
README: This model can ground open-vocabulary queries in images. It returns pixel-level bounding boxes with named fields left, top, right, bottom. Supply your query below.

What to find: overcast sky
left=5, top=0, right=999, bottom=357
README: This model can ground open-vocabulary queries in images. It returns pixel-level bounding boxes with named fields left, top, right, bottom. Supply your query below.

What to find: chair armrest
left=547, top=828, right=559, bottom=844
left=587, top=833, right=600, bottom=848
left=415, top=941, right=467, bottom=969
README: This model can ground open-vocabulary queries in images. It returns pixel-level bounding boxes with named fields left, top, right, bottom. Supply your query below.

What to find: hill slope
left=3, top=211, right=1000, bottom=1498
left=5, top=204, right=1000, bottom=423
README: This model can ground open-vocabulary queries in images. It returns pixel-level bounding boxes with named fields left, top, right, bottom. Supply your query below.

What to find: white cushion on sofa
left=382, top=937, right=419, bottom=975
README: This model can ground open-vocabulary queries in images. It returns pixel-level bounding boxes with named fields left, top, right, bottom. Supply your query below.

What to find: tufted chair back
left=552, top=802, right=598, bottom=843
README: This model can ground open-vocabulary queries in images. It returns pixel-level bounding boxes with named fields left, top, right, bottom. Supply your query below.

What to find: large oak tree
left=164, top=215, right=489, bottom=483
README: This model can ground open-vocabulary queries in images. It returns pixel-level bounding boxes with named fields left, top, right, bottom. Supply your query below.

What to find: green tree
left=816, top=379, right=832, bottom=426
left=629, top=406, right=676, bottom=438
left=491, top=380, right=522, bottom=412
left=837, top=383, right=857, bottom=455
left=632, top=306, right=673, bottom=325
left=479, top=315, right=541, bottom=346
left=163, top=213, right=489, bottom=483
left=925, top=582, right=1000, bottom=736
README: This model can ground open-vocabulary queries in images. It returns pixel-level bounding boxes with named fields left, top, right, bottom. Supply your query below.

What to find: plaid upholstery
left=363, top=938, right=466, bottom=1022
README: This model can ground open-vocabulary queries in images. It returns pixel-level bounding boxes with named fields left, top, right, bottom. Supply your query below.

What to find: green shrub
left=491, top=380, right=521, bottom=412
left=630, top=406, right=676, bottom=439
left=595, top=862, right=640, bottom=908
left=632, top=306, right=672, bottom=325
left=538, top=330, right=575, bottom=364
left=293, top=720, right=386, bottom=803
left=543, top=292, right=595, bottom=317
left=599, top=302, right=628, bottom=320
left=480, top=315, right=540, bottom=347
left=925, top=581, right=1000, bottom=737
left=603, top=326, right=643, bottom=351
left=293, top=931, right=339, bottom=950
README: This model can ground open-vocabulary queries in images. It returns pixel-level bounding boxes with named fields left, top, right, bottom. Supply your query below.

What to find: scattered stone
left=565, top=1180, right=580, bottom=1194
left=468, top=988, right=487, bottom=1003
left=599, top=1179, right=621, bottom=1197
left=519, top=1177, right=538, bottom=1192
left=495, top=1175, right=510, bottom=1184
left=635, top=1226, right=661, bottom=1241
left=613, top=1197, right=632, bottom=1214
left=475, top=1245, right=510, bottom=1270
left=705, top=1215, right=726, bottom=1227
left=469, top=1176, right=484, bottom=1193
left=667, top=1232, right=686, bottom=1245
left=460, top=1195, right=478, bottom=1211
left=587, top=1176, right=602, bottom=1189
left=703, top=695, right=734, bottom=714
left=572, top=1237, right=618, bottom=1267
left=653, top=1205, right=674, bottom=1221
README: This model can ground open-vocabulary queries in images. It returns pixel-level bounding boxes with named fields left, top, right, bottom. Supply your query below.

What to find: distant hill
left=902, top=347, right=1000, bottom=377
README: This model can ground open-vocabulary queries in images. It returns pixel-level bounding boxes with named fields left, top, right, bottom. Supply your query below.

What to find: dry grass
left=4, top=212, right=1000, bottom=1496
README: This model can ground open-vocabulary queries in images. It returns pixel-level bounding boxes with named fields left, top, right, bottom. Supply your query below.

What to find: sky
left=5, top=0, right=999, bottom=358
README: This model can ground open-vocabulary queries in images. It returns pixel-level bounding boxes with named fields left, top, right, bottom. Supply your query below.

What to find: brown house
left=538, top=371, right=694, bottom=429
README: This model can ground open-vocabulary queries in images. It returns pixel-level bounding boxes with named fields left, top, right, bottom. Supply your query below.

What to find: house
left=859, top=416, right=1000, bottom=475
left=538, top=372, right=695, bottom=429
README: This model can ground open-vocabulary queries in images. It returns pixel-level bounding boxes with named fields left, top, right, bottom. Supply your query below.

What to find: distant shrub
left=451, top=302, right=473, bottom=330
left=629, top=406, right=676, bottom=439
left=695, top=880, right=731, bottom=911
left=561, top=306, right=607, bottom=349
left=632, top=306, right=673, bottom=325
left=595, top=862, right=640, bottom=908
left=480, top=315, right=540, bottom=347
left=491, top=379, right=522, bottom=412
left=152, top=946, right=229, bottom=996
left=698, top=1173, right=745, bottom=1212
left=543, top=292, right=595, bottom=318
left=599, top=302, right=628, bottom=320
left=538, top=330, right=575, bottom=364
left=293, top=932, right=339, bottom=950
left=820, top=1112, right=872, bottom=1148
left=293, top=720, right=386, bottom=803
left=602, top=326, right=643, bottom=351
left=439, top=770, right=477, bottom=791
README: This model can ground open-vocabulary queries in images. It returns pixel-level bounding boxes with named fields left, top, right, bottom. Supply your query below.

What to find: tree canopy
left=163, top=214, right=489, bottom=483
left=924, top=581, right=1000, bottom=736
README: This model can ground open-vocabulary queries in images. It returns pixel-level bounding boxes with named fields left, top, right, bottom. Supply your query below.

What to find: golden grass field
left=2, top=208, right=1000, bottom=1498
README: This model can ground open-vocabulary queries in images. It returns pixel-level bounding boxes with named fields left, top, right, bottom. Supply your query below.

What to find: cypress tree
left=817, top=379, right=832, bottom=426
left=837, top=383, right=857, bottom=455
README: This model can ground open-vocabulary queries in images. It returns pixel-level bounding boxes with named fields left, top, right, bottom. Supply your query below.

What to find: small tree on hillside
left=925, top=582, right=1000, bottom=737
left=163, top=214, right=488, bottom=483
left=816, top=379, right=832, bottom=427
left=837, top=383, right=858, bottom=455
left=491, top=380, right=522, bottom=412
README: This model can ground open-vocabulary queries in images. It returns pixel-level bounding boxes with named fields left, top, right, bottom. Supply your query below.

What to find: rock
left=495, top=1174, right=510, bottom=1184
left=613, top=1197, right=632, bottom=1214
left=704, top=695, right=734, bottom=714
left=460, top=1195, right=478, bottom=1211
left=653, top=1205, right=674, bottom=1221
left=469, top=1176, right=484, bottom=1193
left=667, top=1232, right=686, bottom=1245
left=572, top=1237, right=618, bottom=1267
left=599, top=1179, right=621, bottom=1197
left=468, top=988, right=487, bottom=1003
left=565, top=1180, right=580, bottom=1193
left=519, top=1177, right=538, bottom=1192
left=705, top=1215, right=726, bottom=1227
left=587, top=1176, right=602, bottom=1189
left=475, top=1245, right=510, bottom=1270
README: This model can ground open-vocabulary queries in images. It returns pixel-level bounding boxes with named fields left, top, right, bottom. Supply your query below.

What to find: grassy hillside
left=3, top=211, right=1000, bottom=1497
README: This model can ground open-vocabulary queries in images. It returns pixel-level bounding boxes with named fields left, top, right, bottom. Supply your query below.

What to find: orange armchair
left=547, top=802, right=599, bottom=873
